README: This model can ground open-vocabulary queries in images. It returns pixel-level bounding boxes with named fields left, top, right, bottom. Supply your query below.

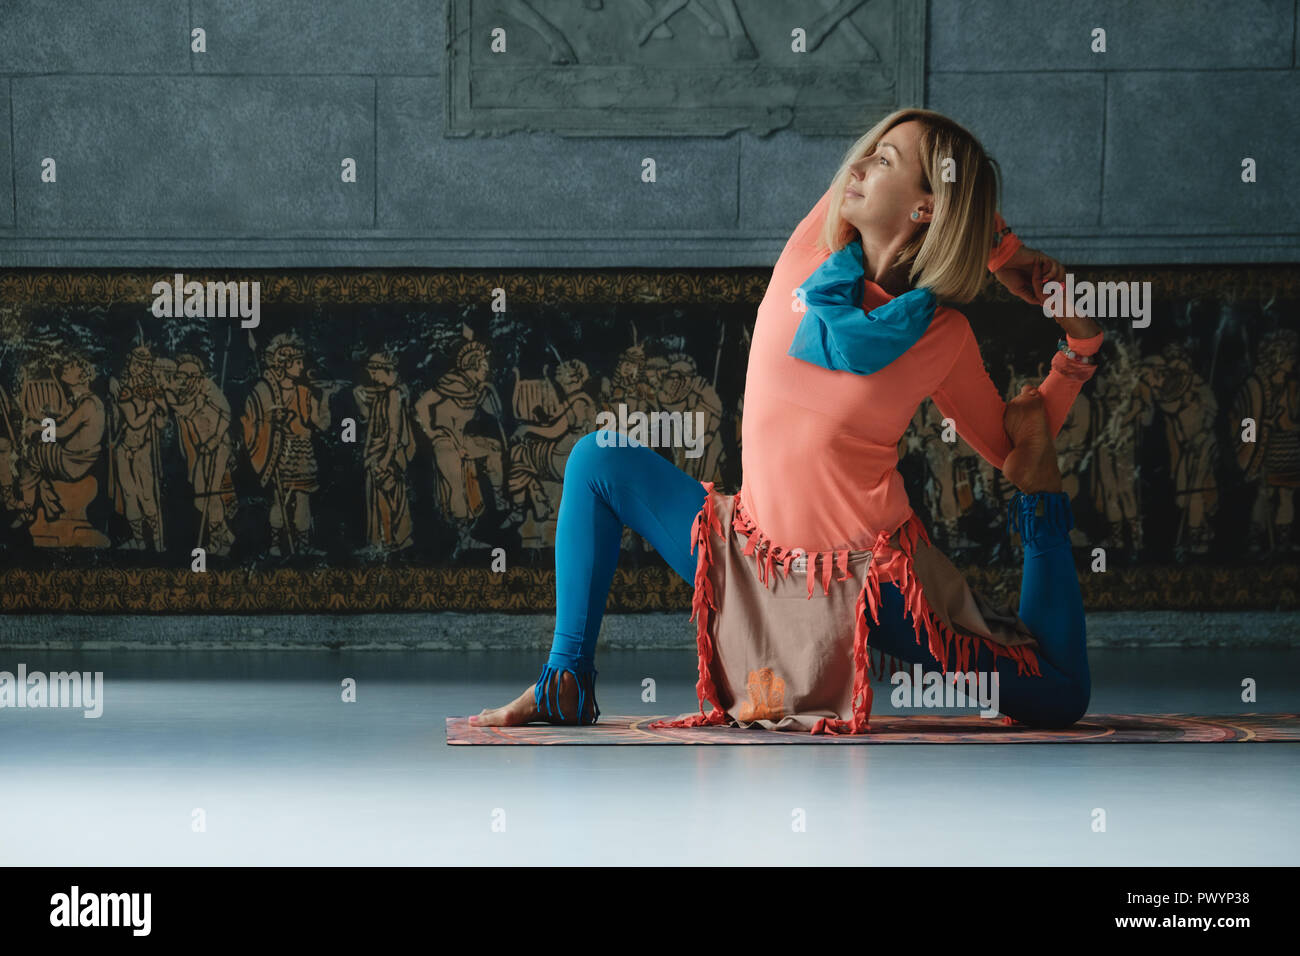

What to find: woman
left=471, top=108, right=1104, bottom=733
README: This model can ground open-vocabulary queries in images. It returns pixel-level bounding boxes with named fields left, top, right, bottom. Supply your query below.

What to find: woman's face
left=840, top=119, right=931, bottom=238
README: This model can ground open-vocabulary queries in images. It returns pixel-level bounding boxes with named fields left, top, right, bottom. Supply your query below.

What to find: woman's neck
left=858, top=228, right=915, bottom=298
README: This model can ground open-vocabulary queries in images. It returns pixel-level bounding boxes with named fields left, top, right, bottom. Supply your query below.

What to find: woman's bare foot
left=1002, top=385, right=1064, bottom=494
left=468, top=670, right=595, bottom=727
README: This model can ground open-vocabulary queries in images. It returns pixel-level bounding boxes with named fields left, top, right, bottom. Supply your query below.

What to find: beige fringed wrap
left=650, top=482, right=1043, bottom=734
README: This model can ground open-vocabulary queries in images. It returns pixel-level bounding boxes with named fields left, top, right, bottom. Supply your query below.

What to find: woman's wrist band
left=1058, top=339, right=1098, bottom=364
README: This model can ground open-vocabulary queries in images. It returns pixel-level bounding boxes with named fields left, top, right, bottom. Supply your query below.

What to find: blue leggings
left=536, top=430, right=1090, bottom=729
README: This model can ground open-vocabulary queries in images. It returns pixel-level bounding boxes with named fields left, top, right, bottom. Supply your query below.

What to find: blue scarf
left=786, top=238, right=937, bottom=375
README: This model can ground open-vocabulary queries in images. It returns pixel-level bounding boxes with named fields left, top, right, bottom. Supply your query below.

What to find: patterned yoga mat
left=446, top=713, right=1300, bottom=745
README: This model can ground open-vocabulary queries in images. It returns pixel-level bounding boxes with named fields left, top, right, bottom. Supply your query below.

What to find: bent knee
left=566, top=430, right=605, bottom=462
left=563, top=429, right=639, bottom=479
left=1025, top=683, right=1091, bottom=730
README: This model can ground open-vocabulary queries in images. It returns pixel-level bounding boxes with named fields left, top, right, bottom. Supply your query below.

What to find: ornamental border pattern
left=1, top=266, right=1297, bottom=308
left=0, top=565, right=1293, bottom=614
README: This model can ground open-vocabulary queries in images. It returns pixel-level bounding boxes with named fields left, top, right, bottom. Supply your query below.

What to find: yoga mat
left=446, top=713, right=1300, bottom=745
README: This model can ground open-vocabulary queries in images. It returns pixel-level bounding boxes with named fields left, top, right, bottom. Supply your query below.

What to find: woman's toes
left=474, top=696, right=523, bottom=726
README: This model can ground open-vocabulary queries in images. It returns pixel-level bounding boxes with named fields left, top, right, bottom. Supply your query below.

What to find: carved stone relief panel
left=446, top=0, right=926, bottom=136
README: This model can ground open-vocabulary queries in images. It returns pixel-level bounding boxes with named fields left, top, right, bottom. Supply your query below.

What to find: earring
left=910, top=211, right=920, bottom=220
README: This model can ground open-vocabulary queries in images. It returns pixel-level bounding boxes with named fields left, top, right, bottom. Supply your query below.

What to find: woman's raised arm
left=988, top=212, right=1023, bottom=273
left=786, top=186, right=837, bottom=252
left=929, top=315, right=1103, bottom=471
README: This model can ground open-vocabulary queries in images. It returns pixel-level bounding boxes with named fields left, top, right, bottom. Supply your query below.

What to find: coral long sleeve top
left=738, top=187, right=1102, bottom=581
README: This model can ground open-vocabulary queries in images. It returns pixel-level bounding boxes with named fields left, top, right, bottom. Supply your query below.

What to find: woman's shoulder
left=909, top=301, right=980, bottom=377
left=926, top=301, right=975, bottom=344
left=890, top=302, right=977, bottom=391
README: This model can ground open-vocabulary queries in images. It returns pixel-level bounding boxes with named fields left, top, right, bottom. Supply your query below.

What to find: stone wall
left=0, top=0, right=1294, bottom=267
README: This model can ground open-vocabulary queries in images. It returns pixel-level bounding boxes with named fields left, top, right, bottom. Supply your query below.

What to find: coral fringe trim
left=647, top=482, right=731, bottom=729
left=650, top=486, right=1044, bottom=736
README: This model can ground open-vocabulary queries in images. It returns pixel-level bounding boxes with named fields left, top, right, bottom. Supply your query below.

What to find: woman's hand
left=994, top=245, right=1102, bottom=338
left=993, top=245, right=1065, bottom=306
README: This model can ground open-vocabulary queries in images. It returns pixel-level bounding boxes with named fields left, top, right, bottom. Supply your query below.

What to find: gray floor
left=1, top=647, right=1297, bottom=866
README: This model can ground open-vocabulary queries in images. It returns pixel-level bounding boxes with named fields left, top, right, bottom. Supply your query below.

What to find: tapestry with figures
left=0, top=267, right=1295, bottom=612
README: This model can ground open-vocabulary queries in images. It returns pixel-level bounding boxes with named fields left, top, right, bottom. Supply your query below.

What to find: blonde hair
left=818, top=108, right=1002, bottom=304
